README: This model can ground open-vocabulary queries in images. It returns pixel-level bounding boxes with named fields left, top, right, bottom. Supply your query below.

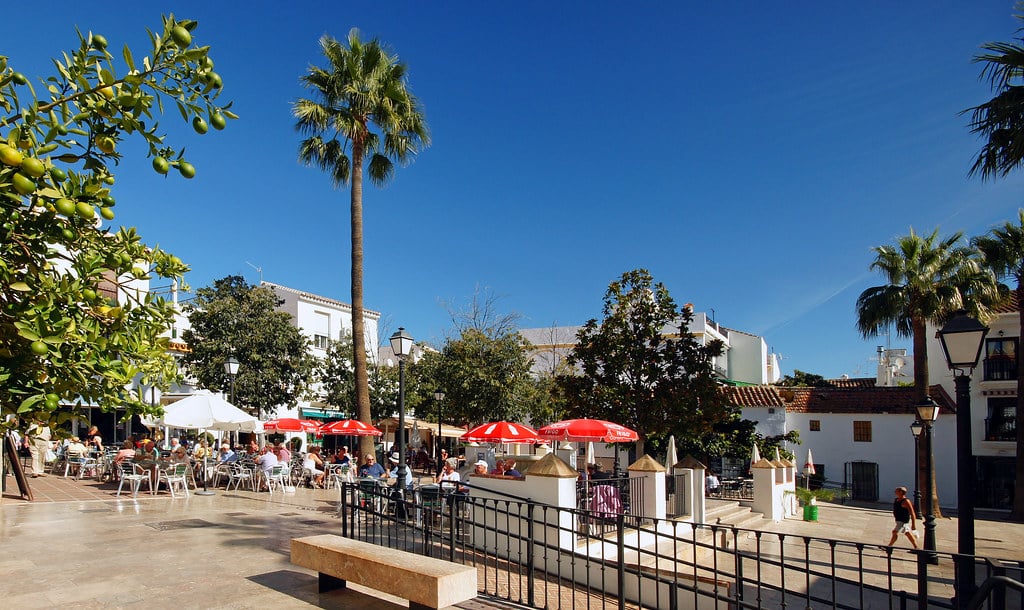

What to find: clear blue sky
left=7, top=2, right=1024, bottom=379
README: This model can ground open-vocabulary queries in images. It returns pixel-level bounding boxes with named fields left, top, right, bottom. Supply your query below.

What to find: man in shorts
left=887, top=486, right=918, bottom=548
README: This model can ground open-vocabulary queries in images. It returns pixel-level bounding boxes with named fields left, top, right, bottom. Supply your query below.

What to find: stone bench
left=290, top=534, right=477, bottom=610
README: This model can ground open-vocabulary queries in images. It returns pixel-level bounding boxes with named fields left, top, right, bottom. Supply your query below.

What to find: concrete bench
left=291, top=534, right=477, bottom=610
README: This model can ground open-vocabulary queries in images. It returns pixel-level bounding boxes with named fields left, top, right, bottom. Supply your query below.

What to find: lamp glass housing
left=937, top=311, right=989, bottom=370
left=910, top=420, right=923, bottom=438
left=224, top=356, right=239, bottom=376
left=916, top=399, right=940, bottom=423
left=390, top=327, right=414, bottom=358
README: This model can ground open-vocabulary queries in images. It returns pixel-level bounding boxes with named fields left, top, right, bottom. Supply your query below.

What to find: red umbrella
left=318, top=419, right=383, bottom=436
left=537, top=418, right=639, bottom=443
left=262, top=418, right=320, bottom=433
left=460, top=421, right=539, bottom=444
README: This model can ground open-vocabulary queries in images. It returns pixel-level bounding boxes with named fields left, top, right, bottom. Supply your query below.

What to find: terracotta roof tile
left=825, top=377, right=875, bottom=388
left=782, top=384, right=954, bottom=415
left=991, top=291, right=1018, bottom=315
left=725, top=385, right=784, bottom=407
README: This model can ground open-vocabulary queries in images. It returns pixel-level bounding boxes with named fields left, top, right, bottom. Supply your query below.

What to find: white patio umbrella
left=411, top=419, right=423, bottom=448
left=750, top=443, right=761, bottom=473
left=804, top=448, right=816, bottom=475
left=665, top=435, right=678, bottom=470
left=585, top=441, right=595, bottom=467
left=159, top=390, right=259, bottom=431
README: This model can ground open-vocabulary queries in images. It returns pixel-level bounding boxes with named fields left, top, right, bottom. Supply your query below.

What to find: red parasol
left=460, top=421, right=539, bottom=444
left=318, top=419, right=383, bottom=436
left=537, top=418, right=639, bottom=443
left=262, top=418, right=320, bottom=433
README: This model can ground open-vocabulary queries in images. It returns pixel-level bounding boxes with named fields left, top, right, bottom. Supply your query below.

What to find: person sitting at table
left=247, top=438, right=259, bottom=455
left=254, top=445, right=279, bottom=489
left=358, top=454, right=386, bottom=479
left=273, top=442, right=291, bottom=464
left=65, top=436, right=89, bottom=458
left=169, top=442, right=188, bottom=464
left=84, top=426, right=103, bottom=451
left=193, top=439, right=211, bottom=461
left=135, top=439, right=159, bottom=462
left=489, top=459, right=506, bottom=475
left=218, top=443, right=238, bottom=464
left=503, top=458, right=523, bottom=478
left=387, top=454, right=414, bottom=489
left=334, top=446, right=351, bottom=465
left=436, top=459, right=461, bottom=486
left=303, top=446, right=327, bottom=488
left=113, top=439, right=136, bottom=465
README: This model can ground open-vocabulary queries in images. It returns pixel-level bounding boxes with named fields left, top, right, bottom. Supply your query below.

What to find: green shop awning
left=301, top=408, right=345, bottom=420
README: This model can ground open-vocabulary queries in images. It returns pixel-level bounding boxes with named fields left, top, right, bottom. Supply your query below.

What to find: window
left=809, top=420, right=820, bottom=431
left=313, top=334, right=330, bottom=350
left=853, top=421, right=872, bottom=442
left=986, top=397, right=1017, bottom=441
left=984, top=337, right=1018, bottom=381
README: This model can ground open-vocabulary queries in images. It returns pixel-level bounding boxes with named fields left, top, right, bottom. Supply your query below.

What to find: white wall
left=786, top=412, right=956, bottom=506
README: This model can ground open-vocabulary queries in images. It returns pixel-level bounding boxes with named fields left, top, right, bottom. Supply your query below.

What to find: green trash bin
left=803, top=504, right=819, bottom=521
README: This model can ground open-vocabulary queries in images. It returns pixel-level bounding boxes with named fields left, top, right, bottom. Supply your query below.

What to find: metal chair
left=266, top=465, right=287, bottom=494
left=160, top=463, right=191, bottom=498
left=226, top=463, right=255, bottom=491
left=116, top=462, right=153, bottom=497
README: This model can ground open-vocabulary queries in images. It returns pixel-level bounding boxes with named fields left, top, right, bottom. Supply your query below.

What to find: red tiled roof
left=725, top=383, right=954, bottom=415
left=991, top=291, right=1018, bottom=315
left=825, top=377, right=875, bottom=388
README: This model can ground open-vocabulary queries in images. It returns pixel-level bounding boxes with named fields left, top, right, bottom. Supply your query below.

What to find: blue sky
left=7, top=2, right=1024, bottom=379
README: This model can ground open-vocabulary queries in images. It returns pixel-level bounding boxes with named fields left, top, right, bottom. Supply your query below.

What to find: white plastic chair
left=160, top=463, right=191, bottom=498
left=226, top=463, right=255, bottom=491
left=116, top=462, right=153, bottom=498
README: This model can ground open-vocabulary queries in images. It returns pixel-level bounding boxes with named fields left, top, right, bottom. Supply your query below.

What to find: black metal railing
left=336, top=481, right=1024, bottom=610
left=984, top=358, right=1017, bottom=381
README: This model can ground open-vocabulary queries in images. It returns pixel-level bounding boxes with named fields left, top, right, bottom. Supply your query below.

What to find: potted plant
left=787, top=486, right=845, bottom=521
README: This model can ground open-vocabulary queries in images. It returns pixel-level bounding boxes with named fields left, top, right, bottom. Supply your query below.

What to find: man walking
left=887, top=486, right=919, bottom=548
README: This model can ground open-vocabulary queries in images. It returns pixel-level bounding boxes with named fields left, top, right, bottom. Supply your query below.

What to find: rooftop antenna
left=246, top=261, right=263, bottom=284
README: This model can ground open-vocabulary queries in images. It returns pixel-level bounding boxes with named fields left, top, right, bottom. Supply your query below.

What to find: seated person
left=273, top=442, right=291, bottom=464
left=302, top=446, right=326, bottom=487
left=358, top=454, right=386, bottom=479
left=168, top=443, right=188, bottom=464
left=134, top=439, right=160, bottom=462
left=503, top=458, right=523, bottom=478
left=254, top=446, right=279, bottom=487
left=387, top=454, right=413, bottom=489
left=192, top=439, right=211, bottom=461
left=334, top=446, right=351, bottom=465
left=64, top=436, right=88, bottom=458
left=489, top=459, right=506, bottom=476
left=113, top=440, right=136, bottom=465
left=217, top=443, right=238, bottom=464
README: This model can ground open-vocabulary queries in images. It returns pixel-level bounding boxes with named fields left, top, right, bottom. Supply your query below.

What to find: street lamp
left=434, top=389, right=445, bottom=473
left=909, top=420, right=923, bottom=514
left=915, top=397, right=940, bottom=565
left=224, top=356, right=240, bottom=404
left=937, top=310, right=988, bottom=606
left=390, top=328, right=414, bottom=494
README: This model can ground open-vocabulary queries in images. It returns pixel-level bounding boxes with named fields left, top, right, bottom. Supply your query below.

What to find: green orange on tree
left=152, top=156, right=170, bottom=174
left=178, top=161, right=196, bottom=179
left=210, top=112, right=227, bottom=130
left=100, top=207, right=115, bottom=221
left=20, top=157, right=46, bottom=178
left=30, top=341, right=48, bottom=356
left=192, top=116, right=208, bottom=134
left=75, top=201, right=95, bottom=219
left=54, top=198, right=76, bottom=216
left=170, top=25, right=192, bottom=47
left=12, top=173, right=36, bottom=195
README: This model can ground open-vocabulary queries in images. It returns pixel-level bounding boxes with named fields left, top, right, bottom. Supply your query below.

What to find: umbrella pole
left=195, top=427, right=215, bottom=496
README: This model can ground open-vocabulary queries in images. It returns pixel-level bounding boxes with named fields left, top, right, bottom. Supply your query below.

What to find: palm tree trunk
left=1012, top=281, right=1024, bottom=521
left=350, top=140, right=374, bottom=462
left=913, top=317, right=943, bottom=517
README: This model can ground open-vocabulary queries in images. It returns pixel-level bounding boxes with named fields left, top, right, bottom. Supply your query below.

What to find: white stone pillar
left=675, top=456, right=706, bottom=523
left=751, top=457, right=781, bottom=521
left=627, top=455, right=665, bottom=520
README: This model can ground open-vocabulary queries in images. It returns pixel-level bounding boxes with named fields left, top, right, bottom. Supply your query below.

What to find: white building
left=519, top=308, right=782, bottom=386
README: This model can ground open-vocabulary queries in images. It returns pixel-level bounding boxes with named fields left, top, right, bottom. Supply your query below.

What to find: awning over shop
left=377, top=416, right=467, bottom=438
left=301, top=408, right=346, bottom=420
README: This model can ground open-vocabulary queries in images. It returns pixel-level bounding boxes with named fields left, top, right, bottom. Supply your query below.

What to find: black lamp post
left=910, top=420, right=923, bottom=515
left=937, top=310, right=988, bottom=606
left=434, top=389, right=445, bottom=472
left=390, top=328, right=413, bottom=494
left=224, top=356, right=239, bottom=404
left=916, top=397, right=940, bottom=565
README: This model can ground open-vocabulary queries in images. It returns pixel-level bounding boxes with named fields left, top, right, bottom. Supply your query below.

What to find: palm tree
left=974, top=209, right=1024, bottom=521
left=293, top=29, right=429, bottom=459
left=965, top=7, right=1024, bottom=179
left=856, top=228, right=999, bottom=516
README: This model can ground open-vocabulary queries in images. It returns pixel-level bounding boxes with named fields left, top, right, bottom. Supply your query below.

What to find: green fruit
left=0, top=145, right=23, bottom=166
left=12, top=73, right=27, bottom=86
left=102, top=195, right=115, bottom=206
left=30, top=341, right=48, bottom=356
left=170, top=25, right=192, bottom=47
left=56, top=125, right=69, bottom=136
left=75, top=201, right=95, bottom=219
left=152, top=156, right=169, bottom=174
left=21, top=157, right=46, bottom=178
left=103, top=175, right=115, bottom=185
left=54, top=198, right=76, bottom=216
left=83, top=288, right=97, bottom=301
left=210, top=112, right=227, bottom=130
left=96, top=136, right=115, bottom=154
left=12, top=172, right=36, bottom=195
left=201, top=56, right=214, bottom=71
left=178, top=162, right=196, bottom=179
left=61, top=228, right=75, bottom=240
left=45, top=394, right=59, bottom=409
left=100, top=207, right=115, bottom=221
left=92, top=34, right=108, bottom=50
left=192, top=116, right=208, bottom=134
left=49, top=167, right=67, bottom=182
left=204, top=72, right=222, bottom=89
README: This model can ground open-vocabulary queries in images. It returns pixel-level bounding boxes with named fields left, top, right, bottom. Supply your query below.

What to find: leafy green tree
left=973, top=209, right=1024, bottom=521
left=965, top=5, right=1024, bottom=179
left=0, top=16, right=233, bottom=434
left=559, top=269, right=729, bottom=456
left=316, top=330, right=400, bottom=421
left=777, top=370, right=831, bottom=387
left=181, top=276, right=315, bottom=418
left=856, top=228, right=998, bottom=517
left=293, top=29, right=429, bottom=460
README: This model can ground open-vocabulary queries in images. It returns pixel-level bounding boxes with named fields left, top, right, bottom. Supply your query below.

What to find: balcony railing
left=985, top=417, right=1017, bottom=442
left=984, top=358, right=1017, bottom=381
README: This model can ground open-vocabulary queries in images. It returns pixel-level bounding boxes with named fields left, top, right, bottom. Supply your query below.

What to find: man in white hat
left=388, top=453, right=413, bottom=489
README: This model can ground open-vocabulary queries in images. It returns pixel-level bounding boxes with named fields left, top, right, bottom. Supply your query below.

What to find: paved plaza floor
left=2, top=472, right=1022, bottom=609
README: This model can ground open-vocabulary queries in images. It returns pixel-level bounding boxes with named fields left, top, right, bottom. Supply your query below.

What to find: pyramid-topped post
left=628, top=454, right=666, bottom=520
left=674, top=455, right=706, bottom=523
left=751, top=457, right=785, bottom=521
left=516, top=452, right=580, bottom=550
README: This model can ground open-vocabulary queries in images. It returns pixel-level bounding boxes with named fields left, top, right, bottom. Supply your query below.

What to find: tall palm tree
left=856, top=228, right=999, bottom=516
left=293, top=29, right=429, bottom=459
left=974, top=209, right=1024, bottom=521
left=965, top=7, right=1024, bottom=179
